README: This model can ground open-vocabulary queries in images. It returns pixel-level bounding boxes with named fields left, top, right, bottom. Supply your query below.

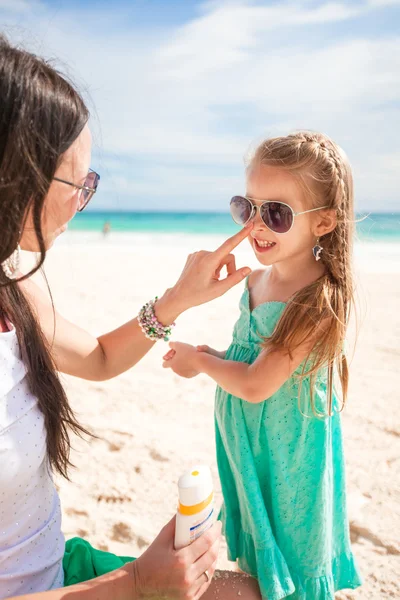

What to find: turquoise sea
left=69, top=211, right=400, bottom=242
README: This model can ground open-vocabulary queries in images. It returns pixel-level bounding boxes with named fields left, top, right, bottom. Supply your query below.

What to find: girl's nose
left=252, top=206, right=265, bottom=230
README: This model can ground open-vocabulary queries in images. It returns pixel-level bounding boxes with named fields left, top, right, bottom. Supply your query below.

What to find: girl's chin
left=252, top=243, right=277, bottom=266
left=256, top=256, right=275, bottom=267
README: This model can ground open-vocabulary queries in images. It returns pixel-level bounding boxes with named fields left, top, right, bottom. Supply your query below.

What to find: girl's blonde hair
left=248, top=131, right=354, bottom=415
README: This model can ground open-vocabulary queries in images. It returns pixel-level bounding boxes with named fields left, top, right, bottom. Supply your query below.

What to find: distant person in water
left=102, top=220, right=111, bottom=237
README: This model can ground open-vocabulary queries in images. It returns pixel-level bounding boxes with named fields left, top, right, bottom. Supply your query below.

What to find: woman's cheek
left=65, top=191, right=80, bottom=222
left=53, top=192, right=79, bottom=229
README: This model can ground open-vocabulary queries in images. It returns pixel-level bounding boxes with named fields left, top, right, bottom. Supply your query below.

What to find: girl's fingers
left=197, top=345, right=224, bottom=359
left=163, top=349, right=176, bottom=361
left=196, top=345, right=210, bottom=353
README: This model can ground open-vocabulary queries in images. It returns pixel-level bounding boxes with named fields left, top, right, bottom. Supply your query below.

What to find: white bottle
left=174, top=465, right=215, bottom=550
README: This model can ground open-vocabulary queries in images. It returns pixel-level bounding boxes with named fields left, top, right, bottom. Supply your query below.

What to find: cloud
left=0, top=0, right=43, bottom=13
left=1, top=0, right=399, bottom=210
left=368, top=0, right=400, bottom=7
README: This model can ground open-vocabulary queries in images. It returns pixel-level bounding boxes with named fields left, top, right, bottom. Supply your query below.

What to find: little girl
left=163, top=131, right=363, bottom=600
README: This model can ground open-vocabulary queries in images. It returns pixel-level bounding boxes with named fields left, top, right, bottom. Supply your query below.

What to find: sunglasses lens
left=261, top=202, right=293, bottom=233
left=80, top=171, right=100, bottom=208
left=230, top=196, right=253, bottom=225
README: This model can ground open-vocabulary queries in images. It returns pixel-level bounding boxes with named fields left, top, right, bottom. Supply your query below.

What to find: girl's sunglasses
left=230, top=195, right=328, bottom=234
left=53, top=168, right=100, bottom=212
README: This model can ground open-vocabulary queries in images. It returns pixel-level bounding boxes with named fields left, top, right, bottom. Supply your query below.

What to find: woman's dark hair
left=0, top=34, right=91, bottom=478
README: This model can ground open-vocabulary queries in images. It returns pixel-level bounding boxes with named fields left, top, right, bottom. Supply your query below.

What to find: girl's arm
left=17, top=226, right=251, bottom=381
left=163, top=339, right=315, bottom=403
left=197, top=349, right=306, bottom=403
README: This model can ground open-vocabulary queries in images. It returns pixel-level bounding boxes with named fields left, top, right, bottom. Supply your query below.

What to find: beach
left=27, top=232, right=400, bottom=599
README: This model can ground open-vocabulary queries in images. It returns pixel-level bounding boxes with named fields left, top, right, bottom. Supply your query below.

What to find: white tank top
left=0, top=322, right=64, bottom=598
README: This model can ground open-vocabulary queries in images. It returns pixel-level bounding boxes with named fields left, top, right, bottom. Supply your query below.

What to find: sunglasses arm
left=294, top=206, right=329, bottom=216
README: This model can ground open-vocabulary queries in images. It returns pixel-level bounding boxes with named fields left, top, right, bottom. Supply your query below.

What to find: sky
left=1, top=0, right=399, bottom=212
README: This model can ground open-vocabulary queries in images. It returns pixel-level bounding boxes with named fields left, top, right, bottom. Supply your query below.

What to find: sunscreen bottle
left=174, top=465, right=214, bottom=550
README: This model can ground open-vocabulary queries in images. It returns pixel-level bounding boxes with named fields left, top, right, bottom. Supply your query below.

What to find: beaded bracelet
left=138, top=296, right=175, bottom=342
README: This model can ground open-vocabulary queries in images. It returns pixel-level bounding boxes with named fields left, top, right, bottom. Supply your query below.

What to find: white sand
left=27, top=233, right=399, bottom=599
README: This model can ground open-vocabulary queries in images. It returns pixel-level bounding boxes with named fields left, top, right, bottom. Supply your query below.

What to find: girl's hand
left=196, top=345, right=226, bottom=360
left=132, top=516, right=221, bottom=599
left=162, top=342, right=200, bottom=378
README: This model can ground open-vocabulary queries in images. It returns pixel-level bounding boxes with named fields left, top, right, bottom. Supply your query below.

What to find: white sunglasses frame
left=231, top=196, right=329, bottom=235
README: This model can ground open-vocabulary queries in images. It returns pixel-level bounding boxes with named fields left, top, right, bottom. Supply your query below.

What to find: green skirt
left=63, top=537, right=136, bottom=586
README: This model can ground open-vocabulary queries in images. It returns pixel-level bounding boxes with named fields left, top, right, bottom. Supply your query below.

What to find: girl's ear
left=313, top=208, right=337, bottom=237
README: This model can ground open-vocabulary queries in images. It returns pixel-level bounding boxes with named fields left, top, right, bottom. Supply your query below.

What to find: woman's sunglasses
left=53, top=169, right=100, bottom=212
left=230, top=195, right=328, bottom=234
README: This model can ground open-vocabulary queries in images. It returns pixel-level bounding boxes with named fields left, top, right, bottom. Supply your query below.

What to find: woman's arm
left=12, top=568, right=261, bottom=600
left=18, top=280, right=181, bottom=381
left=11, top=518, right=225, bottom=600
left=11, top=519, right=261, bottom=600
left=13, top=562, right=136, bottom=600
left=18, top=226, right=252, bottom=381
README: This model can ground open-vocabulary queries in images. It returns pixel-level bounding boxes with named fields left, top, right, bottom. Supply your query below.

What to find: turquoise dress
left=215, top=284, right=362, bottom=600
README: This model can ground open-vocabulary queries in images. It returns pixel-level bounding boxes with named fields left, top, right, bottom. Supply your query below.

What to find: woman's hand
left=20, top=225, right=251, bottom=383
left=162, top=342, right=200, bottom=378
left=132, top=516, right=221, bottom=600
left=155, top=225, right=252, bottom=324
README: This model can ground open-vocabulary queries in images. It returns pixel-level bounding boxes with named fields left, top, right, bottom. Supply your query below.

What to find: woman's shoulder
left=0, top=314, right=9, bottom=332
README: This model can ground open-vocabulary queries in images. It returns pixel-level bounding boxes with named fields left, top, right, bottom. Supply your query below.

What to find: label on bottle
left=189, top=508, right=214, bottom=543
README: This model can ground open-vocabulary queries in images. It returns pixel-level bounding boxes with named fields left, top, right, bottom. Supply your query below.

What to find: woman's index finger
left=212, top=224, right=252, bottom=261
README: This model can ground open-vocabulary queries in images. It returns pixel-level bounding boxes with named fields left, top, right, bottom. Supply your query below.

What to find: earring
left=1, top=245, right=21, bottom=279
left=312, top=238, right=323, bottom=262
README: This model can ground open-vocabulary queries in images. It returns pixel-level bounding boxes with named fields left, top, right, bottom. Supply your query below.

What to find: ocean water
left=69, top=211, right=400, bottom=242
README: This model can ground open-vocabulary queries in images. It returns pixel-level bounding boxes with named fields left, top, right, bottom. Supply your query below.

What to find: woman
left=0, top=36, right=261, bottom=600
